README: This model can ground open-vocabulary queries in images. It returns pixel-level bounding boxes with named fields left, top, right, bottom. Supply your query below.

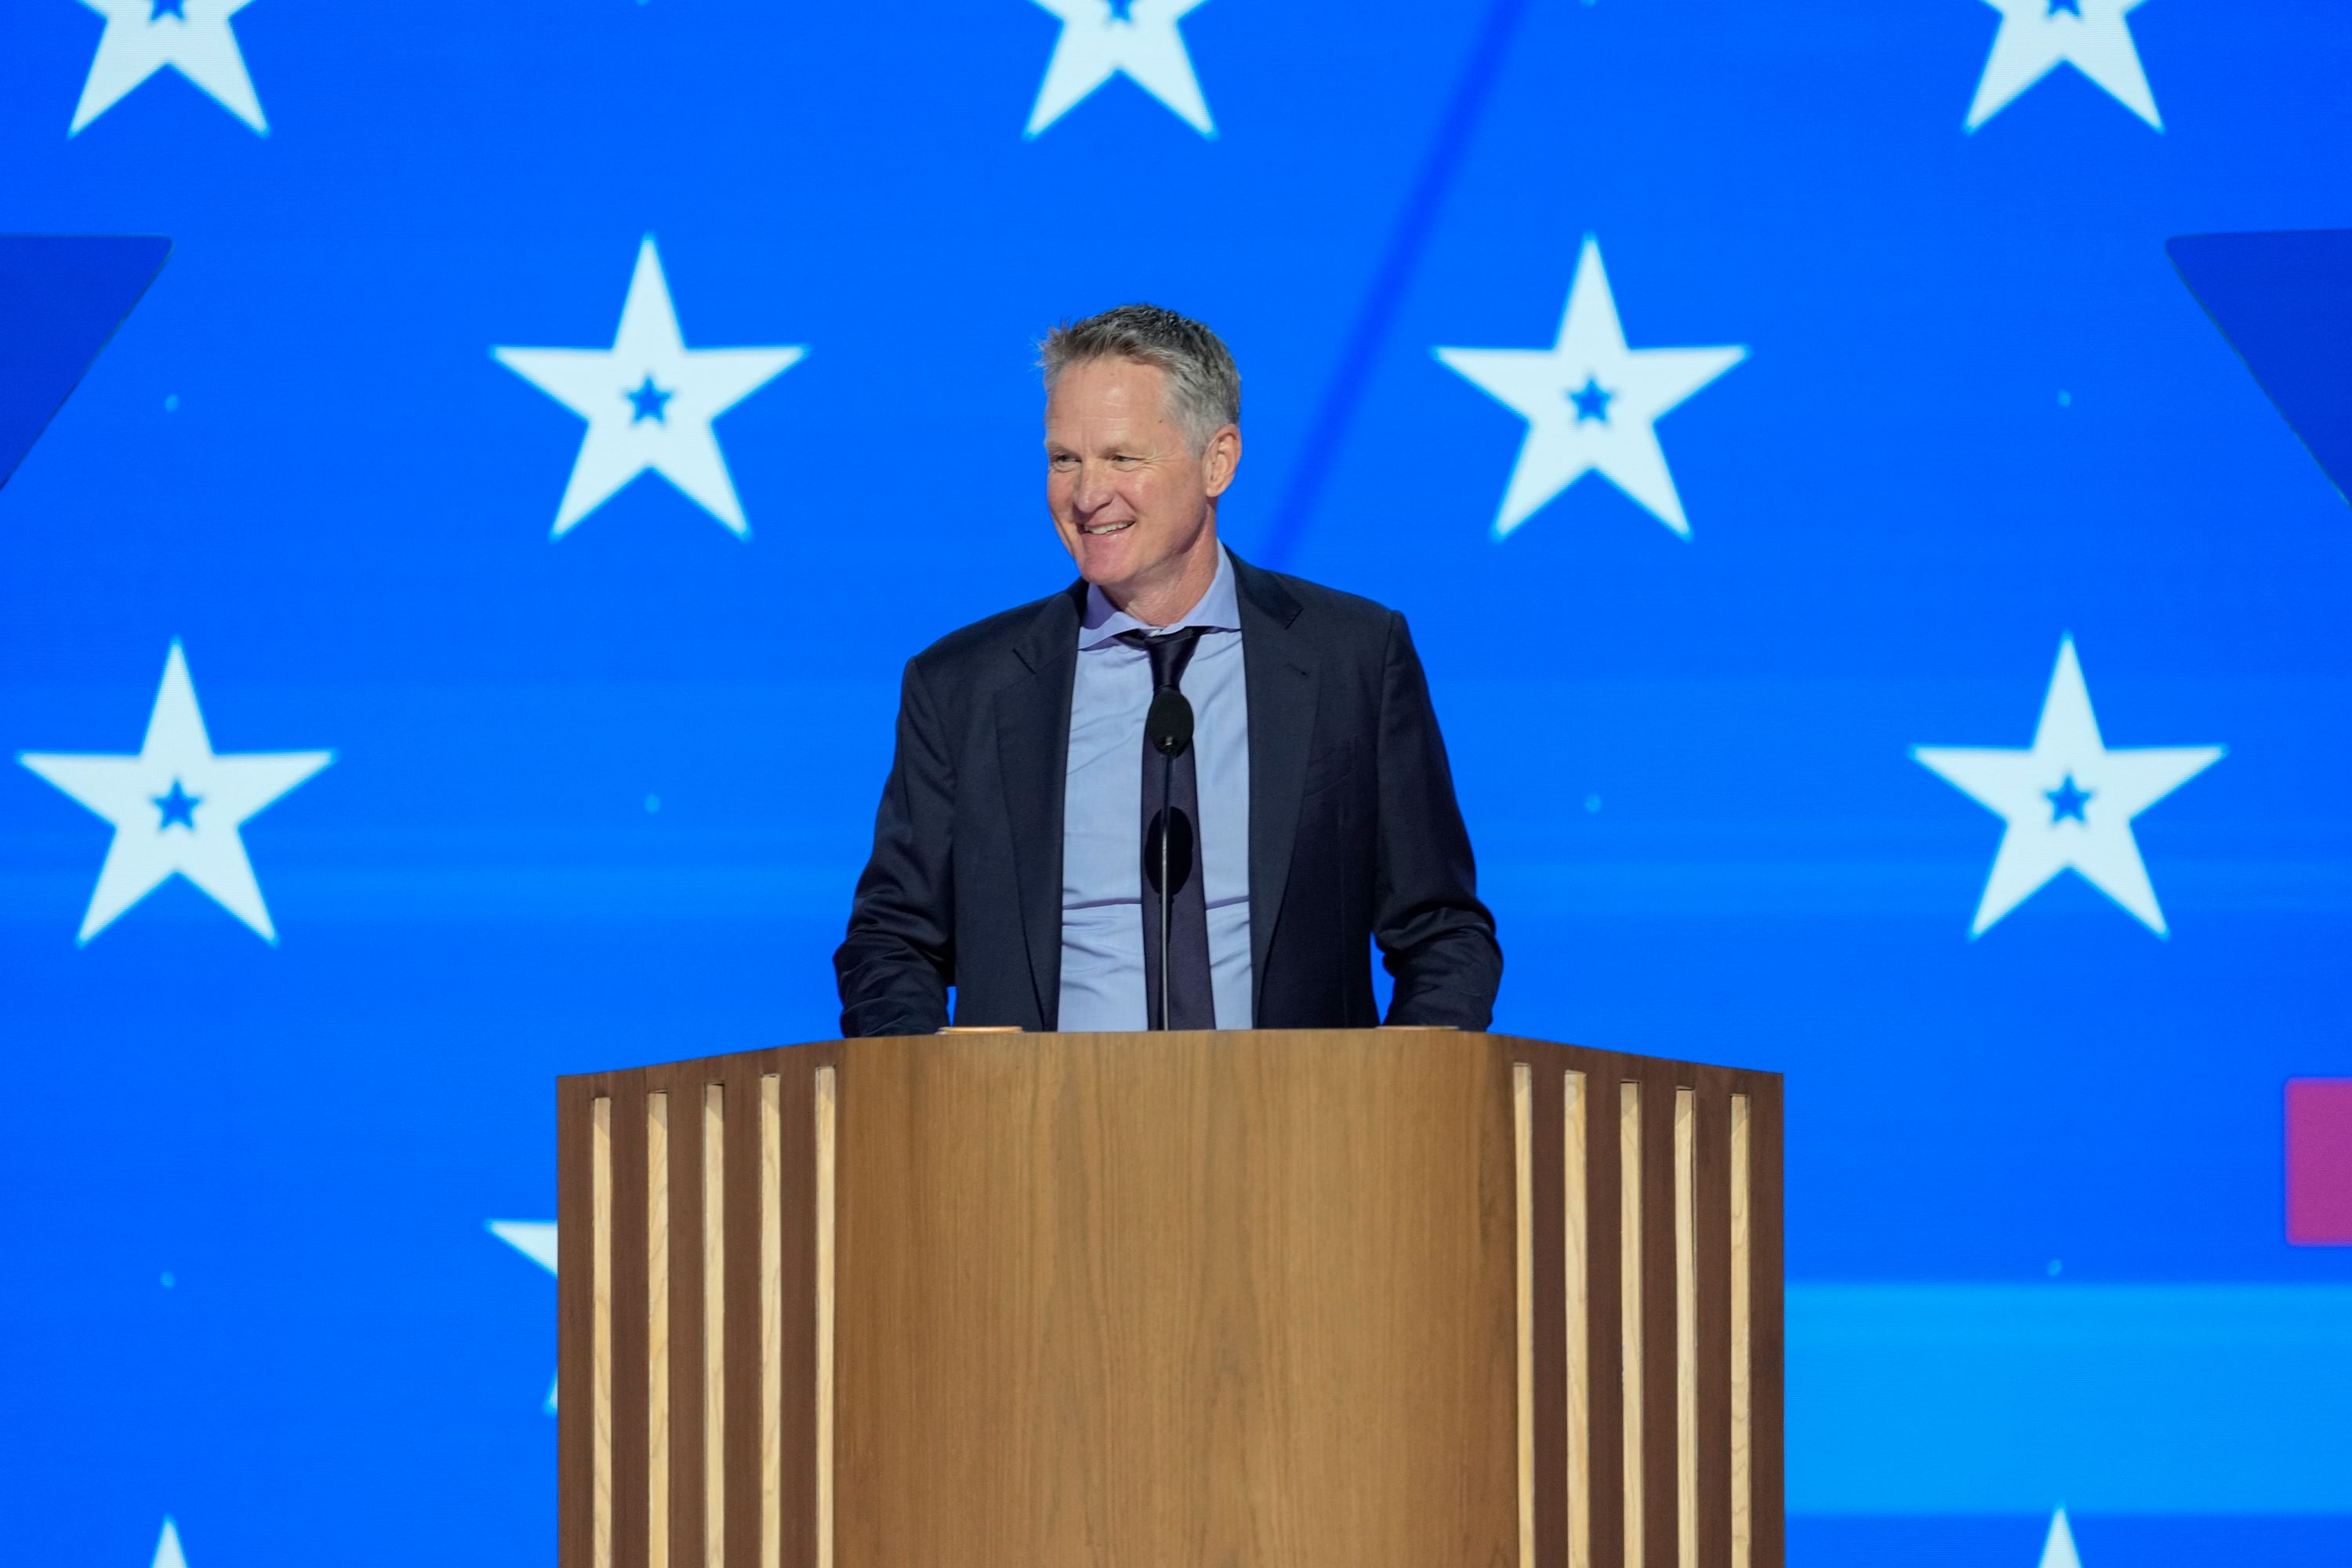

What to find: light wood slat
left=703, top=1084, right=727, bottom=1568
left=1730, top=1094, right=1753, bottom=1568
left=649, top=1092, right=672, bottom=1568
left=760, top=1074, right=782, bottom=1568
left=1675, top=1089, right=1698, bottom=1568
left=1620, top=1082, right=1642, bottom=1568
left=815, top=1065, right=837, bottom=1568
left=1564, top=1070, right=1591, bottom=1568
left=592, top=1096, right=613, bottom=1568
left=1513, top=1062, right=1536, bottom=1568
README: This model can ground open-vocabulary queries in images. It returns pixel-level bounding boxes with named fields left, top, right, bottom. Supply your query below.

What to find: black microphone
left=1145, top=688, right=1193, bottom=758
left=1144, top=687, right=1193, bottom=1029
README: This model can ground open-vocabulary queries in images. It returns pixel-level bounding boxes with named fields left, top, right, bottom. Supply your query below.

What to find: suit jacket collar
left=997, top=580, right=1086, bottom=1027
left=1230, top=552, right=1316, bottom=1022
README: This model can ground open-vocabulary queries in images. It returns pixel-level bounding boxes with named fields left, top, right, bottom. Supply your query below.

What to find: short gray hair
left=1039, top=303, right=1241, bottom=452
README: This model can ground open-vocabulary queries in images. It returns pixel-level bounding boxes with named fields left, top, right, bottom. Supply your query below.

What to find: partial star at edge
left=151, top=1516, right=188, bottom=1568
left=1966, top=0, right=2161, bottom=132
left=2038, top=1508, right=2082, bottom=1568
left=1914, top=636, right=2220, bottom=937
left=490, top=1220, right=559, bottom=1413
left=1436, top=236, right=1746, bottom=540
left=72, top=0, right=267, bottom=136
left=495, top=237, right=805, bottom=539
left=20, top=641, right=332, bottom=946
left=1026, top=0, right=1215, bottom=139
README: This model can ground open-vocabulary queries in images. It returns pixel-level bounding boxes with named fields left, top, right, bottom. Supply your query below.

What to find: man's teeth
left=1083, top=521, right=1134, bottom=535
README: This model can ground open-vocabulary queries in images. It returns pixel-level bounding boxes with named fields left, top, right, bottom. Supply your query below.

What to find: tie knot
left=1115, top=625, right=1209, bottom=691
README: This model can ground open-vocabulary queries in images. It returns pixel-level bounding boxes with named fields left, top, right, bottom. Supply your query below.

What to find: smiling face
left=1045, top=357, right=1240, bottom=623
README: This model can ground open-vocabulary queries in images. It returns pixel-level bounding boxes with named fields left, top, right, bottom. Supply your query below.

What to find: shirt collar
left=1077, top=544, right=1240, bottom=650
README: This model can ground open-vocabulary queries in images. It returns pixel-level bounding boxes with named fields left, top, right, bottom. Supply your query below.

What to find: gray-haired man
left=835, top=304, right=1500, bottom=1036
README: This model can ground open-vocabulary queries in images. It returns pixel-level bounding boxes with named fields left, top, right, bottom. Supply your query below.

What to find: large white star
left=2038, top=1508, right=2082, bottom=1568
left=489, top=1219, right=559, bottom=1413
left=495, top=237, right=805, bottom=540
left=1966, top=0, right=2161, bottom=132
left=1436, top=238, right=1746, bottom=541
left=19, top=641, right=332, bottom=946
left=71, top=0, right=267, bottom=137
left=1025, top=0, right=1214, bottom=139
left=1915, top=637, right=2221, bottom=938
left=151, top=1518, right=187, bottom=1568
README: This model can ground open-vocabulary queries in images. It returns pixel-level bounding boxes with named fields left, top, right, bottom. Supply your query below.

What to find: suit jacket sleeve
left=833, top=656, right=956, bottom=1037
left=1373, top=611, right=1503, bottom=1029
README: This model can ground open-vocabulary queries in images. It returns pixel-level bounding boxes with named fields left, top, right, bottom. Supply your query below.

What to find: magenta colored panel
left=2286, top=1079, right=2352, bottom=1246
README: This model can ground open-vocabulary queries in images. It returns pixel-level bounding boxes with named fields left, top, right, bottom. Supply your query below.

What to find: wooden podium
left=556, top=1031, right=1781, bottom=1568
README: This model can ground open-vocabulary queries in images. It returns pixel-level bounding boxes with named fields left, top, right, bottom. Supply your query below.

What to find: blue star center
left=2045, top=775, right=2093, bottom=825
left=1568, top=376, right=1615, bottom=424
left=153, top=778, right=201, bottom=831
left=1106, top=0, right=1135, bottom=18
left=625, top=374, right=673, bottom=425
left=2046, top=0, right=2081, bottom=14
left=150, top=0, right=186, bottom=19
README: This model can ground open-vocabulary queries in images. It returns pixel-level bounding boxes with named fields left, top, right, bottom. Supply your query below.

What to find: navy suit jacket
left=833, top=553, right=1501, bottom=1036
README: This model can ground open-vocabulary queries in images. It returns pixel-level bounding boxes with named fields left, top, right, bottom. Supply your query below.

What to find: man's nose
left=1073, top=460, right=1120, bottom=514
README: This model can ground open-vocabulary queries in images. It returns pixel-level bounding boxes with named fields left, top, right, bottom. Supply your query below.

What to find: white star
left=19, top=641, right=332, bottom=946
left=2038, top=1508, right=2083, bottom=1568
left=489, top=1220, right=559, bottom=1414
left=1436, top=237, right=1746, bottom=540
left=1914, top=637, right=2221, bottom=938
left=151, top=1517, right=187, bottom=1568
left=494, top=237, right=805, bottom=540
left=1966, top=0, right=2161, bottom=132
left=71, top=0, right=267, bottom=137
left=1025, top=0, right=1214, bottom=139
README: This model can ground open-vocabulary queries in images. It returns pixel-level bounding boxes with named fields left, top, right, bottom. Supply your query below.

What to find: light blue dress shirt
left=1058, top=546, right=1254, bottom=1030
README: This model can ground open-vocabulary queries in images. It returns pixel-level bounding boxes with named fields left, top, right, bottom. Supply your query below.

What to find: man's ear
left=1203, top=424, right=1243, bottom=498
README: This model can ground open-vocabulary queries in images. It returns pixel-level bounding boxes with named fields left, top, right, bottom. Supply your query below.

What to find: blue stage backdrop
left=4, top=2, right=2350, bottom=1564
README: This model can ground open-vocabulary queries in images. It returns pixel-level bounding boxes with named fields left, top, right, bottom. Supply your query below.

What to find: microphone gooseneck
left=1145, top=688, right=1195, bottom=1029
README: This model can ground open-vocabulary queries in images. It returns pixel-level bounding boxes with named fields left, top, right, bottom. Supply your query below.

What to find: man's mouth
left=1081, top=521, right=1134, bottom=536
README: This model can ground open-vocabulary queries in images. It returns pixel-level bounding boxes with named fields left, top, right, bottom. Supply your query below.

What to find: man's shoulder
left=904, top=582, right=1082, bottom=686
left=1234, top=557, right=1403, bottom=647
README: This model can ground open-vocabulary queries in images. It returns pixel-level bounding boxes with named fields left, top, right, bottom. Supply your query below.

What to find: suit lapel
left=1233, top=554, right=1314, bottom=1022
left=996, top=583, right=1085, bottom=1029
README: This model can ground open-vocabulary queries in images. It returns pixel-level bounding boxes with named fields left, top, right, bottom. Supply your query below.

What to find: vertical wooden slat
left=1643, top=1070, right=1681, bottom=1568
left=1750, top=1079, right=1786, bottom=1568
left=1692, top=1080, right=1733, bottom=1568
left=1674, top=1089, right=1697, bottom=1568
left=669, top=1076, right=710, bottom=1568
left=1619, top=1081, right=1642, bottom=1568
left=1513, top=1061, right=1536, bottom=1568
left=1563, top=1070, right=1591, bottom=1568
left=703, top=1083, right=727, bottom=1568
left=724, top=1065, right=762, bottom=1568
left=611, top=1079, right=651, bottom=1568
left=760, top=1073, right=784, bottom=1568
left=649, top=1091, right=673, bottom=1568
left=775, top=1058, right=819, bottom=1568
left=1588, top=1058, right=1625, bottom=1568
left=589, top=1093, right=612, bottom=1568
left=1730, top=1094, right=1752, bottom=1568
left=815, top=1064, right=838, bottom=1568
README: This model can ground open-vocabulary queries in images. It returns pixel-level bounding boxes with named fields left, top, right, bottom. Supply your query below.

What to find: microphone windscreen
left=1145, top=688, right=1195, bottom=757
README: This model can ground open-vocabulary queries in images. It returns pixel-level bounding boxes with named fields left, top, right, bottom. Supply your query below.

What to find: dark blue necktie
left=1116, top=626, right=1216, bottom=1030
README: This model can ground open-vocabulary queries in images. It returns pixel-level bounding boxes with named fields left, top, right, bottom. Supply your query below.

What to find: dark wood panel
left=722, top=1058, right=764, bottom=1568
left=1516, top=1044, right=1569, bottom=1568
left=1584, top=1052, right=1627, bottom=1568
left=1642, top=1060, right=1680, bottom=1566
left=1748, top=1072, right=1787, bottom=1568
left=659, top=1065, right=710, bottom=1568
left=1693, top=1076, right=1733, bottom=1568
left=609, top=1076, right=652, bottom=1568
left=557, top=1076, right=593, bottom=1568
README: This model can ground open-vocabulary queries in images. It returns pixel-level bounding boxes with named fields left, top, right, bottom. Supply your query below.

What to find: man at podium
left=835, top=305, right=1500, bottom=1037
